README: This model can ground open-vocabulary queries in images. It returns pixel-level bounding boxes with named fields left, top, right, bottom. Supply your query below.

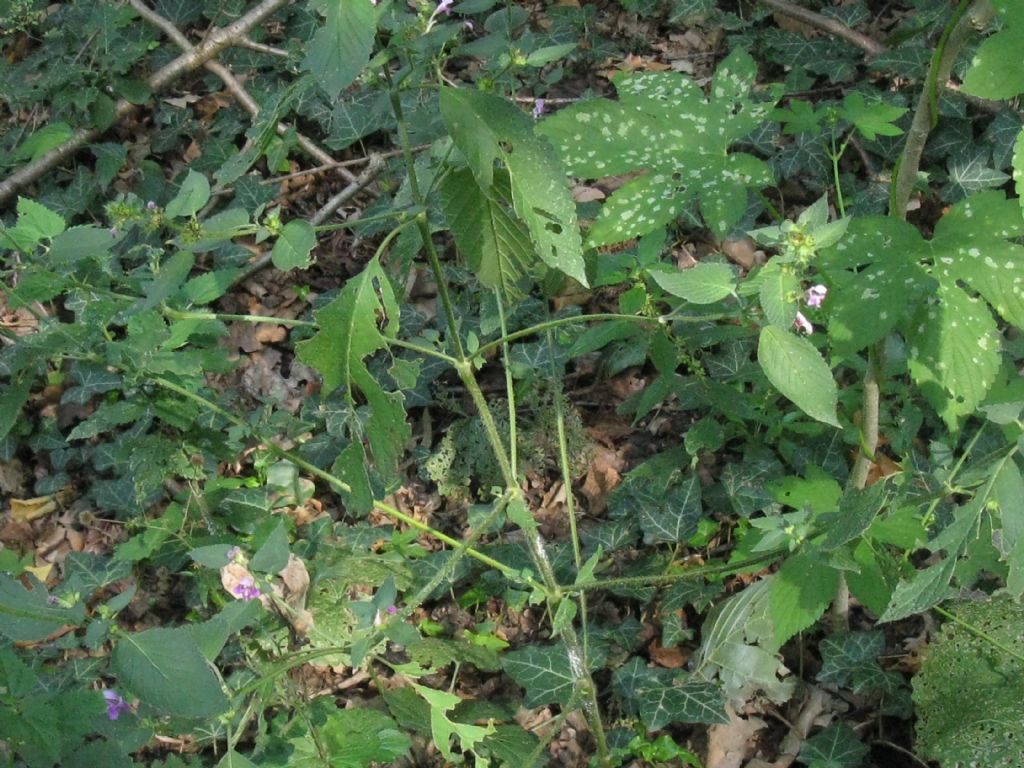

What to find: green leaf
left=112, top=627, right=228, bottom=718
left=271, top=220, right=316, bottom=271
left=538, top=49, right=778, bottom=246
left=440, top=87, right=586, bottom=285
left=650, top=262, right=735, bottom=304
left=1014, top=127, right=1024, bottom=214
left=525, top=43, right=577, bottom=66
left=770, top=551, right=838, bottom=647
left=637, top=679, right=728, bottom=729
left=962, top=21, right=1024, bottom=100
left=11, top=122, right=74, bottom=164
left=0, top=575, right=85, bottom=641
left=757, top=326, right=839, bottom=427
left=0, top=371, right=33, bottom=441
left=296, top=258, right=410, bottom=498
left=694, top=579, right=794, bottom=703
left=943, top=147, right=1010, bottom=201
left=772, top=99, right=823, bottom=135
left=758, top=260, right=800, bottom=329
left=797, top=723, right=869, bottom=768
left=181, top=268, right=246, bottom=304
left=439, top=168, right=538, bottom=301
left=906, top=281, right=1001, bottom=430
left=250, top=520, right=290, bottom=573
left=609, top=451, right=705, bottom=544
left=877, top=557, right=956, bottom=623
left=838, top=92, right=907, bottom=141
left=16, top=197, right=66, bottom=242
left=914, top=597, right=1024, bottom=768
left=503, top=642, right=576, bottom=707
left=302, top=0, right=377, bottom=100
left=66, top=400, right=148, bottom=441
left=413, top=684, right=495, bottom=762
left=820, top=484, right=887, bottom=551
left=164, top=170, right=210, bottom=218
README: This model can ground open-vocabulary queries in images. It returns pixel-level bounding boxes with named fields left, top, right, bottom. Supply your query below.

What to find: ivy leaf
left=302, top=0, right=378, bottom=100
left=503, top=642, right=576, bottom=707
left=439, top=168, right=539, bottom=302
left=797, top=723, right=869, bottom=768
left=112, top=627, right=229, bottom=717
left=164, top=170, right=210, bottom=218
left=271, top=220, right=316, bottom=271
left=296, top=258, right=410, bottom=502
left=608, top=450, right=705, bottom=544
left=771, top=551, right=838, bottom=647
left=757, top=326, right=840, bottom=427
left=649, top=262, right=735, bottom=304
left=637, top=679, right=728, bottom=729
left=817, top=631, right=884, bottom=687
left=440, top=87, right=586, bottom=285
left=538, top=47, right=778, bottom=244
left=943, top=148, right=1010, bottom=201
left=838, top=91, right=907, bottom=141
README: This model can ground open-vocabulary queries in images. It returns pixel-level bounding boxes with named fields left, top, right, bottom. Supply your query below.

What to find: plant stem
left=161, top=307, right=316, bottom=328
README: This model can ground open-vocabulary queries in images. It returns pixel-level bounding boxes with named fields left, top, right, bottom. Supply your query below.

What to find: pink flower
left=805, top=284, right=827, bottom=308
left=794, top=311, right=813, bottom=335
left=231, top=577, right=261, bottom=601
left=436, top=0, right=453, bottom=14
left=103, top=690, right=131, bottom=720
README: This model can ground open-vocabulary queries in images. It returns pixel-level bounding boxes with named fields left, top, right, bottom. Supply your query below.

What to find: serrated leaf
left=112, top=627, right=228, bottom=717
left=771, top=552, right=838, bottom=647
left=440, top=87, right=586, bottom=285
left=302, top=0, right=377, bottom=100
left=905, top=281, right=1001, bottom=430
left=877, top=556, right=956, bottom=623
left=913, top=596, right=1024, bottom=768
left=296, top=258, right=410, bottom=498
left=821, top=484, right=887, bottom=551
left=0, top=575, right=85, bottom=642
left=271, top=220, right=316, bottom=271
left=181, top=268, right=245, bottom=304
left=439, top=168, right=538, bottom=301
left=757, top=326, right=839, bottom=427
left=502, top=642, right=577, bottom=707
left=798, top=723, right=869, bottom=768
left=164, top=170, right=210, bottom=218
left=66, top=400, right=147, bottom=441
left=538, top=49, right=778, bottom=246
left=650, top=262, right=735, bottom=304
left=15, top=197, right=65, bottom=243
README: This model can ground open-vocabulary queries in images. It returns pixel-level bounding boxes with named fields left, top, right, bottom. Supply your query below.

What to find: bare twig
left=0, top=0, right=290, bottom=206
left=237, top=36, right=289, bottom=57
left=311, top=154, right=386, bottom=225
left=129, top=0, right=359, bottom=186
left=758, top=0, right=887, bottom=56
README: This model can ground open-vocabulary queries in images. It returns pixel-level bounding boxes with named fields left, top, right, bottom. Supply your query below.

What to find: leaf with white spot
left=827, top=260, right=928, bottom=354
left=502, top=643, right=577, bottom=707
left=905, top=281, right=1001, bottom=431
left=538, top=49, right=779, bottom=246
left=1014, top=127, right=1024, bottom=213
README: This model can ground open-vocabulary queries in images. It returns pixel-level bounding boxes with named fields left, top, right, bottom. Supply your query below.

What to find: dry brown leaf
left=648, top=638, right=688, bottom=668
left=705, top=702, right=768, bottom=768
left=10, top=496, right=59, bottom=523
left=579, top=444, right=624, bottom=515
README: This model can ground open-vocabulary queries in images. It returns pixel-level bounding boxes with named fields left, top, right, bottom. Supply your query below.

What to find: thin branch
left=310, top=154, right=385, bottom=225
left=129, top=0, right=360, bottom=187
left=237, top=36, right=289, bottom=57
left=0, top=0, right=290, bottom=205
left=759, top=0, right=887, bottom=56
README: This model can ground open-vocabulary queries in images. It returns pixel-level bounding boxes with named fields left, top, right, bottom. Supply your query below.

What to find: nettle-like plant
left=2, top=0, right=1024, bottom=767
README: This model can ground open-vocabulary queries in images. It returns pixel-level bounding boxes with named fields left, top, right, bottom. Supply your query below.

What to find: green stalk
left=933, top=605, right=1024, bottom=664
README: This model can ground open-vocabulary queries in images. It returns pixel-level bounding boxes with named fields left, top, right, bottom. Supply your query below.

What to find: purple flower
left=231, top=577, right=261, bottom=602
left=532, top=99, right=546, bottom=119
left=48, top=595, right=61, bottom=605
left=146, top=200, right=157, bottom=211
left=436, top=0, right=453, bottom=14
left=386, top=605, right=398, bottom=615
left=109, top=227, right=118, bottom=239
left=103, top=689, right=131, bottom=720
left=805, top=284, right=827, bottom=308
left=794, top=311, right=813, bottom=335
left=226, top=546, right=242, bottom=562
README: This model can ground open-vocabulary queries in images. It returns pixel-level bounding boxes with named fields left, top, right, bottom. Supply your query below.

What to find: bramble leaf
left=271, top=220, right=316, bottom=271
left=440, top=87, right=586, bottom=285
left=961, top=1, right=1024, bottom=100
left=296, top=258, right=412, bottom=506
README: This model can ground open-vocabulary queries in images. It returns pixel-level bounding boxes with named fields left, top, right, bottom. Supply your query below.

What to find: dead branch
left=129, top=0, right=359, bottom=188
left=0, top=0, right=290, bottom=206
left=758, top=0, right=887, bottom=56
